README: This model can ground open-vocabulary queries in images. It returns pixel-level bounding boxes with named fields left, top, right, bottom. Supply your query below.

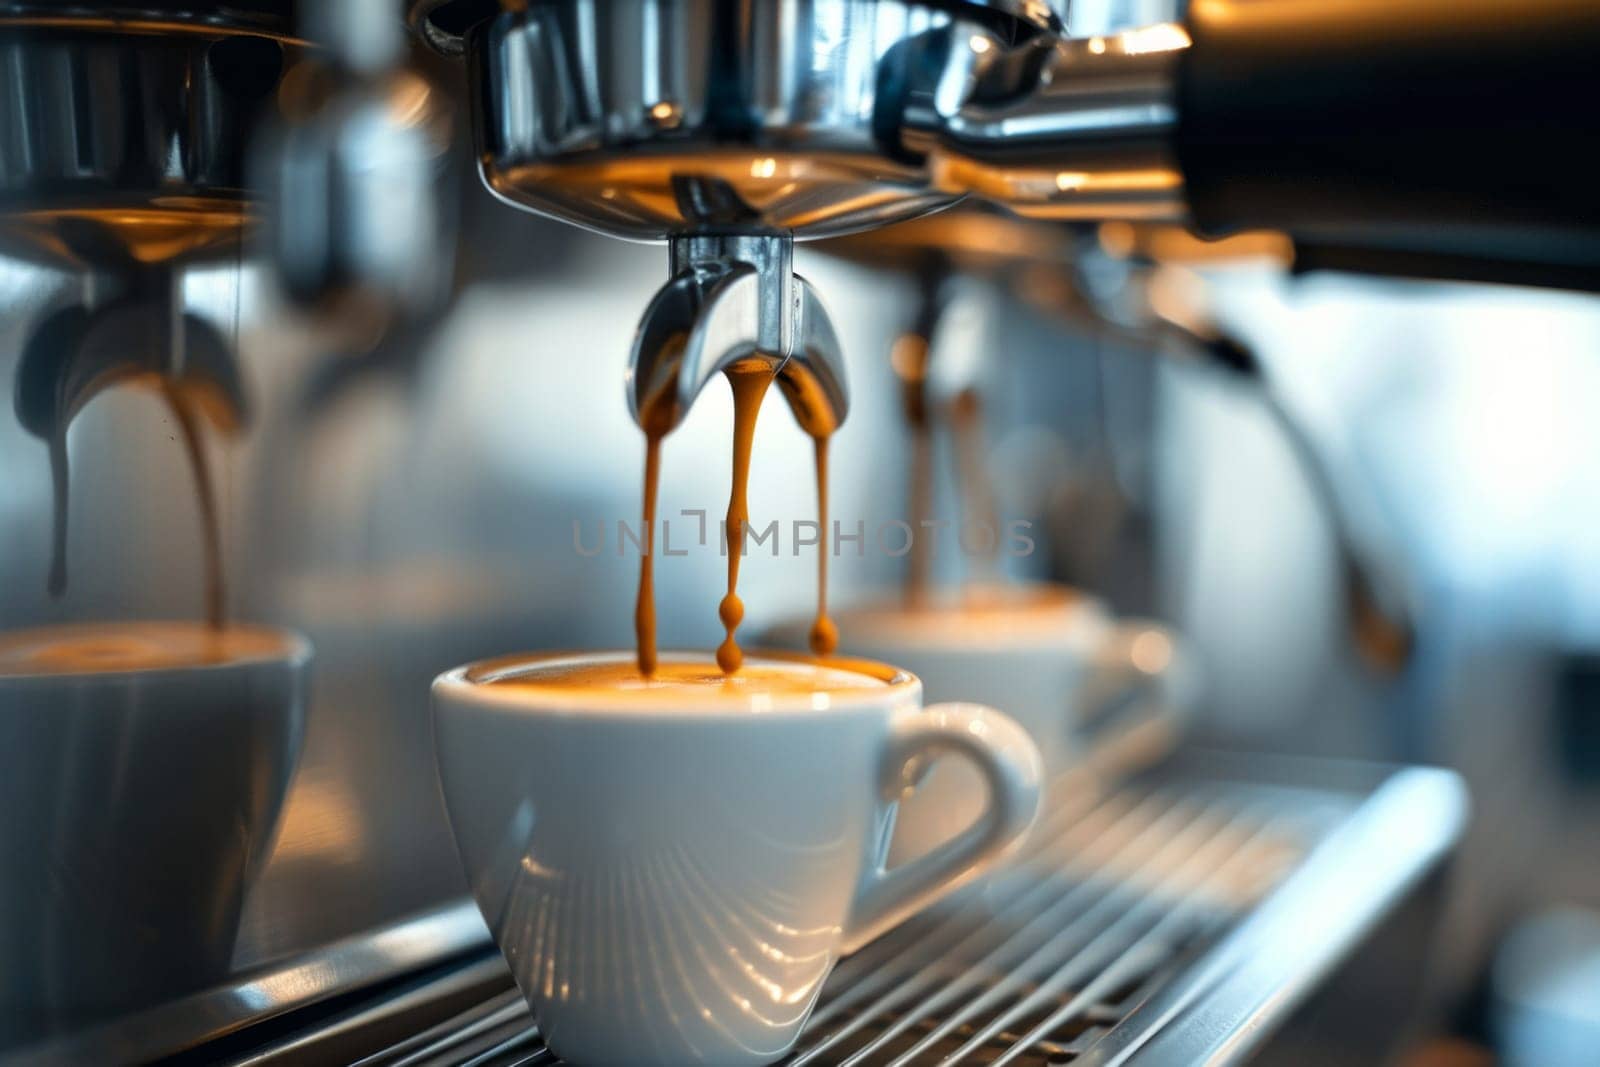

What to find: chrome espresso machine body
left=3, top=0, right=1598, bottom=1062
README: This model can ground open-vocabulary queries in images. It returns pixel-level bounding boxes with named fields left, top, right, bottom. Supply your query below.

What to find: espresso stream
left=635, top=431, right=664, bottom=676
left=633, top=357, right=837, bottom=676
left=809, top=435, right=838, bottom=655
left=716, top=363, right=778, bottom=673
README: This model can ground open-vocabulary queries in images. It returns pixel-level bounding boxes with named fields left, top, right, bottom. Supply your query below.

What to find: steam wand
left=1058, top=255, right=1415, bottom=674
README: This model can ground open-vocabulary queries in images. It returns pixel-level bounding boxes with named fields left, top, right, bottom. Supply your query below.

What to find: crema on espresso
left=0, top=622, right=296, bottom=677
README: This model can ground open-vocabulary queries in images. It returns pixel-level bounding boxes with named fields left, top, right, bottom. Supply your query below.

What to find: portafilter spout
left=629, top=234, right=848, bottom=439
left=13, top=268, right=248, bottom=620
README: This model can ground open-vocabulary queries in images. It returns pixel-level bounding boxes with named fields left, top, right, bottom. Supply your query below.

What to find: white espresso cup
left=432, top=650, right=1042, bottom=1067
left=770, top=584, right=1192, bottom=861
left=0, top=621, right=309, bottom=1042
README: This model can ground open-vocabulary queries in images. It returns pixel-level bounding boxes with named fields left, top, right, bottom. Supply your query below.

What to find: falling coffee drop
left=631, top=333, right=689, bottom=679
left=717, top=362, right=776, bottom=675
left=809, top=434, right=838, bottom=656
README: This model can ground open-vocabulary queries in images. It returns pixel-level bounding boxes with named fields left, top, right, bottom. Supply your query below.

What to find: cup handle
left=1075, top=622, right=1194, bottom=771
left=841, top=703, right=1043, bottom=954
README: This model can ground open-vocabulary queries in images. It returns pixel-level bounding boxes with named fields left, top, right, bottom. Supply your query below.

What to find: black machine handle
left=1176, top=0, right=1600, bottom=285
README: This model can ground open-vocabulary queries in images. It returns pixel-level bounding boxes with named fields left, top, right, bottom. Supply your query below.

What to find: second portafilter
left=820, top=211, right=1413, bottom=675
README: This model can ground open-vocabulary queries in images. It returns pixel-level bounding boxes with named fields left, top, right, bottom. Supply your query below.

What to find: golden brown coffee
left=715, top=361, right=776, bottom=674
left=635, top=430, right=664, bottom=676
left=632, top=346, right=838, bottom=675
left=834, top=584, right=1083, bottom=646
left=482, top=657, right=888, bottom=702
left=0, top=621, right=294, bottom=677
left=809, top=435, right=838, bottom=656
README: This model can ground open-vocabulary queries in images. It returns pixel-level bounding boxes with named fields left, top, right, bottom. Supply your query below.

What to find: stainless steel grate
left=19, top=759, right=1461, bottom=1066
left=344, top=773, right=1348, bottom=1067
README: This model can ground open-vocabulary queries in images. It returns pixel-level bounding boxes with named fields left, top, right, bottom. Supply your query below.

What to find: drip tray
left=16, top=754, right=1466, bottom=1066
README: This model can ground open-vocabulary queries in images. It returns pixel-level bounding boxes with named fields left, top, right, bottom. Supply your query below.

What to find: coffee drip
left=809, top=435, right=838, bottom=657
left=633, top=359, right=839, bottom=677
left=715, top=362, right=776, bottom=674
left=636, top=431, right=665, bottom=677
left=624, top=235, right=849, bottom=678
left=13, top=272, right=247, bottom=628
left=891, top=301, right=999, bottom=606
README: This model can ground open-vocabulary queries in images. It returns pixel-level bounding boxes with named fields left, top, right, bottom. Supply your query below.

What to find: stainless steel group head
left=628, top=233, right=848, bottom=439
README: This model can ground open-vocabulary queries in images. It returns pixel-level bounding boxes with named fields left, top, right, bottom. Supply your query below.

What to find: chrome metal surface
left=449, top=0, right=1198, bottom=291
left=821, top=205, right=1073, bottom=277
left=0, top=2, right=297, bottom=38
left=309, top=0, right=406, bottom=76
left=14, top=271, right=249, bottom=443
left=413, top=0, right=1066, bottom=60
left=819, top=211, right=1414, bottom=673
left=140, top=760, right=1464, bottom=1065
left=9, top=901, right=494, bottom=1065
left=257, top=22, right=455, bottom=334
left=1064, top=1, right=1189, bottom=38
left=469, top=0, right=983, bottom=241
left=630, top=233, right=848, bottom=436
left=260, top=0, right=454, bottom=332
left=407, top=0, right=469, bottom=58
left=0, top=18, right=311, bottom=270
left=904, top=23, right=1190, bottom=220
left=1078, top=767, right=1466, bottom=1066
left=458, top=0, right=1190, bottom=238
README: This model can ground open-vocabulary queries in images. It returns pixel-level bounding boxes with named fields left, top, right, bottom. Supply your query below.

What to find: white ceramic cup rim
left=433, top=649, right=921, bottom=718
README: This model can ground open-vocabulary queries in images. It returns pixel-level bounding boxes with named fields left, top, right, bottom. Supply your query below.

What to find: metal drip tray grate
left=780, top=781, right=1320, bottom=1066
left=337, top=772, right=1398, bottom=1067
left=15, top=757, right=1463, bottom=1066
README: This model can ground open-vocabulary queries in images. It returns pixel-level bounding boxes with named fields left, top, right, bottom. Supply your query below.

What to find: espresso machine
left=3, top=0, right=1598, bottom=1062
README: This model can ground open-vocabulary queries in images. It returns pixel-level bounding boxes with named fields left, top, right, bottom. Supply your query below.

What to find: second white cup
left=769, top=584, right=1192, bottom=860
